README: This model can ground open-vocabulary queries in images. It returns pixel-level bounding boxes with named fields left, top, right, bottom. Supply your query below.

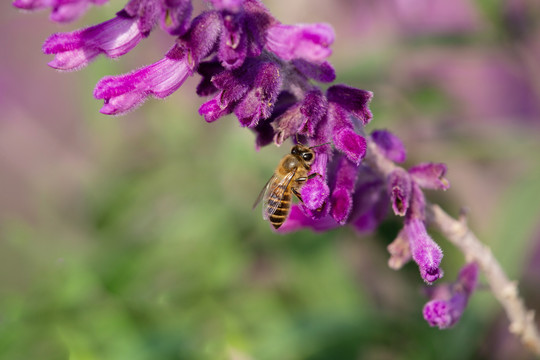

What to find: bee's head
left=291, top=144, right=315, bottom=165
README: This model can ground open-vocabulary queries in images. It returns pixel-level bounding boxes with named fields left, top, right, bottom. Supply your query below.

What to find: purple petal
left=407, top=182, right=426, bottom=220
left=218, top=12, right=248, bottom=69
left=457, top=262, right=479, bottom=296
left=272, top=89, right=326, bottom=144
left=242, top=0, right=276, bottom=57
left=300, top=176, right=330, bottom=212
left=120, top=1, right=161, bottom=35
left=327, top=84, right=373, bottom=125
left=371, top=129, right=407, bottom=163
left=266, top=23, right=334, bottom=63
left=405, top=218, right=443, bottom=284
left=409, top=163, right=450, bottom=190
left=160, top=0, right=192, bottom=36
left=94, top=45, right=191, bottom=115
left=299, top=89, right=327, bottom=136
left=350, top=175, right=389, bottom=234
left=199, top=95, right=234, bottom=122
left=180, top=11, right=222, bottom=66
left=330, top=157, right=359, bottom=224
left=196, top=60, right=224, bottom=96
left=43, top=15, right=143, bottom=70
left=388, top=168, right=412, bottom=216
left=207, top=0, right=243, bottom=12
left=423, top=262, right=479, bottom=329
left=387, top=229, right=412, bottom=270
left=278, top=205, right=339, bottom=233
left=292, top=59, right=336, bottom=83
left=234, top=62, right=282, bottom=127
left=328, top=103, right=367, bottom=165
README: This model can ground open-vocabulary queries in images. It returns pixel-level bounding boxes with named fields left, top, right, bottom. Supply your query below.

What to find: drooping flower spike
left=16, top=0, right=475, bottom=331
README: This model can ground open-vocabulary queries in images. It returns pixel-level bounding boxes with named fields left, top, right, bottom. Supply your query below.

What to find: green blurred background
left=2, top=0, right=540, bottom=359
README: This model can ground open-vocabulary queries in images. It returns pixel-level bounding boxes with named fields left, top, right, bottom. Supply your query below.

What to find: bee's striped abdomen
left=268, top=187, right=291, bottom=229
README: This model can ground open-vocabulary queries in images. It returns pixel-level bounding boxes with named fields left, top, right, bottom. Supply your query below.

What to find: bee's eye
left=291, top=147, right=299, bottom=155
left=302, top=153, right=313, bottom=161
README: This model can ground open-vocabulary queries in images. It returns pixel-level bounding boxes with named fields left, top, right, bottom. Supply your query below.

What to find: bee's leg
left=295, top=173, right=320, bottom=183
left=292, top=173, right=320, bottom=203
left=292, top=188, right=304, bottom=203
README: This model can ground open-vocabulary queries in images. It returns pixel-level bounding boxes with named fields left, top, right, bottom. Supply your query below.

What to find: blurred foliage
left=2, top=0, right=540, bottom=359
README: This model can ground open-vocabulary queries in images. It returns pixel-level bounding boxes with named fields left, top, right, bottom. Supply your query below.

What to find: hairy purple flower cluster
left=14, top=0, right=479, bottom=330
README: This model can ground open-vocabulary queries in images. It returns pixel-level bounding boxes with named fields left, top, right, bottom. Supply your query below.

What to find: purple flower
left=330, top=157, right=359, bottom=224
left=94, top=44, right=192, bottom=115
left=423, top=262, right=479, bottom=329
left=13, top=0, right=107, bottom=23
left=94, top=11, right=222, bottom=114
left=266, top=23, right=335, bottom=63
left=371, top=129, right=406, bottom=163
left=43, top=14, right=145, bottom=71
left=327, top=103, right=367, bottom=165
left=405, top=218, right=443, bottom=284
left=327, top=84, right=373, bottom=125
left=409, top=163, right=450, bottom=190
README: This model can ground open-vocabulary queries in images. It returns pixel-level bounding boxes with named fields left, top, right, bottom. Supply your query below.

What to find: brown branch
left=364, top=138, right=540, bottom=355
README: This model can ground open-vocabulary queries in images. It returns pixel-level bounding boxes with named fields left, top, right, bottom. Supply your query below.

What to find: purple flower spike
left=388, top=168, right=412, bottom=216
left=13, top=0, right=107, bottom=23
left=43, top=14, right=144, bottom=71
left=234, top=62, right=282, bottom=127
left=327, top=84, right=373, bottom=125
left=409, top=163, right=450, bottom=190
left=423, top=263, right=479, bottom=329
left=371, top=129, right=407, bottom=163
left=94, top=45, right=191, bottom=115
left=331, top=157, right=359, bottom=224
left=266, top=23, right=335, bottom=63
left=328, top=103, right=367, bottom=165
left=405, top=218, right=444, bottom=284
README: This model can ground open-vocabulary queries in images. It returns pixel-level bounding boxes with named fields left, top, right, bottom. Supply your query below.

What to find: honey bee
left=254, top=143, right=328, bottom=229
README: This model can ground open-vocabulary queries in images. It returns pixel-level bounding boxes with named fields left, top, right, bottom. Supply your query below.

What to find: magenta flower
left=405, top=218, right=443, bottom=284
left=94, top=44, right=192, bottom=115
left=423, top=262, right=479, bottom=328
left=266, top=23, right=335, bottom=63
left=94, top=11, right=222, bottom=114
left=43, top=14, right=144, bottom=71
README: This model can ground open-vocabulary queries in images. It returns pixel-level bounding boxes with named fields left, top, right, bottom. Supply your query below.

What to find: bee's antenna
left=309, top=142, right=332, bottom=149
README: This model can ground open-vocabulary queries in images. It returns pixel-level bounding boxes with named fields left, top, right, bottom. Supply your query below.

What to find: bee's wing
left=262, top=169, right=296, bottom=220
left=253, top=174, right=275, bottom=210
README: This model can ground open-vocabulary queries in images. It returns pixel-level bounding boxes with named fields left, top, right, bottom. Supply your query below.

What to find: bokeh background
left=2, top=0, right=540, bottom=359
